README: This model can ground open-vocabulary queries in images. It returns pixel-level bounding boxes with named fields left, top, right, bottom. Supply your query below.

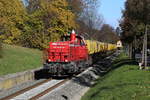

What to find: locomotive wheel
left=69, top=62, right=78, bottom=73
left=78, top=61, right=85, bottom=72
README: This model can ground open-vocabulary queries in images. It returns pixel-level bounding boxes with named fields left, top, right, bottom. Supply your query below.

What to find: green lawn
left=0, top=44, right=42, bottom=76
left=82, top=52, right=150, bottom=100
left=114, top=51, right=129, bottom=62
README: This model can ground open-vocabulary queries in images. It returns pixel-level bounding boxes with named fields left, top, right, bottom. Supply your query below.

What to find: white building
left=117, top=40, right=123, bottom=48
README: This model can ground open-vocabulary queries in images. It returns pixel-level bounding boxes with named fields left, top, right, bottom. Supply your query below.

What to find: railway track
left=0, top=78, right=69, bottom=100
left=0, top=51, right=118, bottom=100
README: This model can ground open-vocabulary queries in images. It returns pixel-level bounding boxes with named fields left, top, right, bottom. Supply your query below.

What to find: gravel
left=12, top=79, right=63, bottom=100
left=37, top=66, right=101, bottom=100
left=38, top=69, right=93, bottom=100
left=0, top=79, right=45, bottom=99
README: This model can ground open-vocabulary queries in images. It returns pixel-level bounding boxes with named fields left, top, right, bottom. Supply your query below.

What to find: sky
left=98, top=0, right=126, bottom=28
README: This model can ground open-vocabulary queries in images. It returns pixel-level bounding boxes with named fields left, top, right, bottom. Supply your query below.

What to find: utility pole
left=141, top=25, right=148, bottom=69
left=141, top=34, right=145, bottom=69
left=145, top=25, right=148, bottom=68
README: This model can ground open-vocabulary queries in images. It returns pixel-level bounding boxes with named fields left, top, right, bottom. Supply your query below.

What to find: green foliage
left=0, top=0, right=26, bottom=44
left=120, top=0, right=150, bottom=43
left=0, top=0, right=106, bottom=49
left=67, top=0, right=83, bottom=16
left=21, top=0, right=78, bottom=49
left=0, top=0, right=78, bottom=49
left=125, top=0, right=150, bottom=25
left=19, top=14, right=46, bottom=49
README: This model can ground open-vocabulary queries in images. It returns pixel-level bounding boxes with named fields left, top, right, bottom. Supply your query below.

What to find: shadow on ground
left=72, top=54, right=138, bottom=88
left=34, top=69, right=51, bottom=80
left=34, top=69, right=72, bottom=80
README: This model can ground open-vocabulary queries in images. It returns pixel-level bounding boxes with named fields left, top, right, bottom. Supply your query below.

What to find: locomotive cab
left=43, top=30, right=89, bottom=75
left=61, top=35, right=86, bottom=46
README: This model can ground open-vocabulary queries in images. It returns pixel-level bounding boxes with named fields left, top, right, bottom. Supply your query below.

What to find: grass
left=114, top=52, right=129, bottom=62
left=0, top=44, right=42, bottom=76
left=82, top=52, right=150, bottom=100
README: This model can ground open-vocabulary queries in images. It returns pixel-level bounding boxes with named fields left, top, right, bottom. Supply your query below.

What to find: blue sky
left=98, top=0, right=126, bottom=28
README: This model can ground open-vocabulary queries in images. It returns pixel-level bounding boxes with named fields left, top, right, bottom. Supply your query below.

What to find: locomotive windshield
left=61, top=35, right=70, bottom=41
left=61, top=35, right=86, bottom=46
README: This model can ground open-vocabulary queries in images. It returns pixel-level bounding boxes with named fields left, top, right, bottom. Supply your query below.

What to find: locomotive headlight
left=48, top=59, right=51, bottom=62
left=65, top=59, right=68, bottom=62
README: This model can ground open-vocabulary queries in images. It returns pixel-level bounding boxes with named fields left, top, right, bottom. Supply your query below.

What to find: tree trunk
left=128, top=43, right=133, bottom=59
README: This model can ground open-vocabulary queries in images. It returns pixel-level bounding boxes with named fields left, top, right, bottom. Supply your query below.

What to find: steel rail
left=0, top=78, right=52, bottom=100
left=29, top=79, right=69, bottom=100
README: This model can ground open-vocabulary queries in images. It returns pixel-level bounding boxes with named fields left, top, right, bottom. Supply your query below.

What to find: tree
left=78, top=0, right=104, bottom=38
left=20, top=0, right=78, bottom=49
left=0, top=0, right=105, bottom=50
left=67, top=0, right=83, bottom=16
left=120, top=0, right=150, bottom=59
left=120, top=0, right=150, bottom=43
left=98, top=24, right=119, bottom=43
left=125, top=0, right=150, bottom=25
left=0, top=0, right=26, bottom=44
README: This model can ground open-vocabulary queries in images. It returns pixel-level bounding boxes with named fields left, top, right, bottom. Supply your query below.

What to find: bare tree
left=79, top=0, right=104, bottom=38
left=98, top=24, right=119, bottom=43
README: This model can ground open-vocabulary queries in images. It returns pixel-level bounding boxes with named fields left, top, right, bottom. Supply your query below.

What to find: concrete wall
left=0, top=69, right=39, bottom=91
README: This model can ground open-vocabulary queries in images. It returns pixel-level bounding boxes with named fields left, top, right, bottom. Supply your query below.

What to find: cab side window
left=81, top=40, right=85, bottom=46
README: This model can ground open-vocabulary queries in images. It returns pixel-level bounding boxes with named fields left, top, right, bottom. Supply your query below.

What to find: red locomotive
left=43, top=30, right=91, bottom=75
